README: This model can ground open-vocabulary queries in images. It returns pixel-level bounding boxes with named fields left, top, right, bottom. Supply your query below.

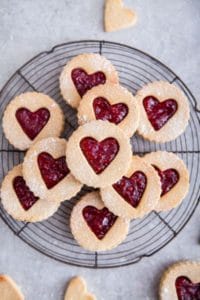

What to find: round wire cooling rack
left=0, top=40, right=200, bottom=268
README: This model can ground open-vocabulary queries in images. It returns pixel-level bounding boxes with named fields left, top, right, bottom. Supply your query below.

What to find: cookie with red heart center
left=23, top=137, right=83, bottom=203
left=70, top=192, right=129, bottom=251
left=136, top=81, right=190, bottom=143
left=1, top=164, right=59, bottom=222
left=78, top=83, right=140, bottom=137
left=144, top=151, right=189, bottom=212
left=101, top=156, right=161, bottom=219
left=159, top=261, right=200, bottom=300
left=66, top=120, right=132, bottom=188
left=59, top=53, right=119, bottom=108
left=2, top=92, right=64, bottom=150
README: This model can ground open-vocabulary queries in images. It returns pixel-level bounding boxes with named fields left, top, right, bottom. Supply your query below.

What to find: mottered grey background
left=0, top=1, right=199, bottom=299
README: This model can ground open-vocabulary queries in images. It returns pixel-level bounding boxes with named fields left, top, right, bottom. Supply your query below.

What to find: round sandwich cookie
left=66, top=120, right=132, bottom=188
left=144, top=151, right=189, bottom=212
left=23, top=137, right=83, bottom=203
left=136, top=81, right=190, bottom=143
left=1, top=164, right=59, bottom=222
left=78, top=83, right=140, bottom=137
left=159, top=261, right=200, bottom=300
left=2, top=92, right=64, bottom=150
left=70, top=192, right=129, bottom=251
left=59, top=53, right=119, bottom=108
left=101, top=156, right=161, bottom=220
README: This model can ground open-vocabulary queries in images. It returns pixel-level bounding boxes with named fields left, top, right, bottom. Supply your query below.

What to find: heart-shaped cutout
left=64, top=277, right=96, bottom=300
left=37, top=152, right=70, bottom=189
left=71, top=68, right=106, bottom=97
left=15, top=107, right=50, bottom=140
left=113, top=171, right=147, bottom=208
left=80, top=137, right=119, bottom=174
left=143, top=96, right=178, bottom=131
left=93, top=97, right=128, bottom=125
left=0, top=275, right=24, bottom=300
left=153, top=166, right=179, bottom=196
left=82, top=206, right=117, bottom=240
left=105, top=0, right=137, bottom=32
left=175, top=276, right=200, bottom=300
left=13, top=176, right=39, bottom=211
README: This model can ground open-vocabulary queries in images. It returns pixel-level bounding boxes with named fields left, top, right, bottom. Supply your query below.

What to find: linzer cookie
left=2, top=92, right=64, bottom=150
left=1, top=164, right=59, bottom=222
left=59, top=53, right=119, bottom=108
left=78, top=83, right=140, bottom=137
left=70, top=192, right=129, bottom=251
left=136, top=81, right=190, bottom=142
left=101, top=156, right=161, bottom=219
left=23, top=137, right=83, bottom=203
left=159, top=261, right=200, bottom=300
left=144, top=151, right=189, bottom=212
left=66, top=120, right=132, bottom=188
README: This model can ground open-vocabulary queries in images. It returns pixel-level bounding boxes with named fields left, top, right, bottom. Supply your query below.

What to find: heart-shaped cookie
left=64, top=277, right=96, bottom=300
left=37, top=152, right=70, bottom=189
left=80, top=137, right=119, bottom=174
left=16, top=107, right=50, bottom=140
left=0, top=275, right=24, bottom=300
left=104, top=0, right=137, bottom=32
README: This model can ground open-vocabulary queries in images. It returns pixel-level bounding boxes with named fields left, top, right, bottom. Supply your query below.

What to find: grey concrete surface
left=0, top=1, right=199, bottom=299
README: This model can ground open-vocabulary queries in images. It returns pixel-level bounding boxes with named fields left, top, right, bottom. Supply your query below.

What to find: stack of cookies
left=1, top=53, right=190, bottom=252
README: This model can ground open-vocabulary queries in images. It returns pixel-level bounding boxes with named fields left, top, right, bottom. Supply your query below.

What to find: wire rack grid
left=0, top=40, right=199, bottom=268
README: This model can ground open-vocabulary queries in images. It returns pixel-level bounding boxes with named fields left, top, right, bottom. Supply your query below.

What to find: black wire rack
left=0, top=40, right=199, bottom=268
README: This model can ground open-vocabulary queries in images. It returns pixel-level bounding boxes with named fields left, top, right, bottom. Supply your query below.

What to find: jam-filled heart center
left=143, top=96, right=178, bottom=130
left=113, top=171, right=147, bottom=208
left=82, top=206, right=117, bottom=240
left=93, top=97, right=128, bottom=125
left=153, top=166, right=179, bottom=196
left=16, top=107, right=50, bottom=140
left=71, top=68, right=106, bottom=97
left=175, top=276, right=200, bottom=300
left=37, top=152, right=70, bottom=189
left=13, top=176, right=39, bottom=210
left=80, top=137, right=119, bottom=174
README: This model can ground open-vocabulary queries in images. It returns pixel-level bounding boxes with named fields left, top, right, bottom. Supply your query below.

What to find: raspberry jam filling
left=80, top=137, right=119, bottom=174
left=175, top=276, right=200, bottom=300
left=13, top=176, right=39, bottom=210
left=153, top=166, right=179, bottom=196
left=143, top=96, right=178, bottom=130
left=37, top=152, right=69, bottom=189
left=71, top=68, right=106, bottom=97
left=82, top=206, right=117, bottom=240
left=16, top=107, right=50, bottom=140
left=93, top=97, right=128, bottom=125
left=113, top=171, right=147, bottom=208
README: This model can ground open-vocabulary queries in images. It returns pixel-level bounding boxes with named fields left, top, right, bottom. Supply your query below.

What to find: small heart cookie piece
left=0, top=275, right=24, bottom=300
left=105, top=0, right=137, bottom=32
left=64, top=277, right=96, bottom=300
